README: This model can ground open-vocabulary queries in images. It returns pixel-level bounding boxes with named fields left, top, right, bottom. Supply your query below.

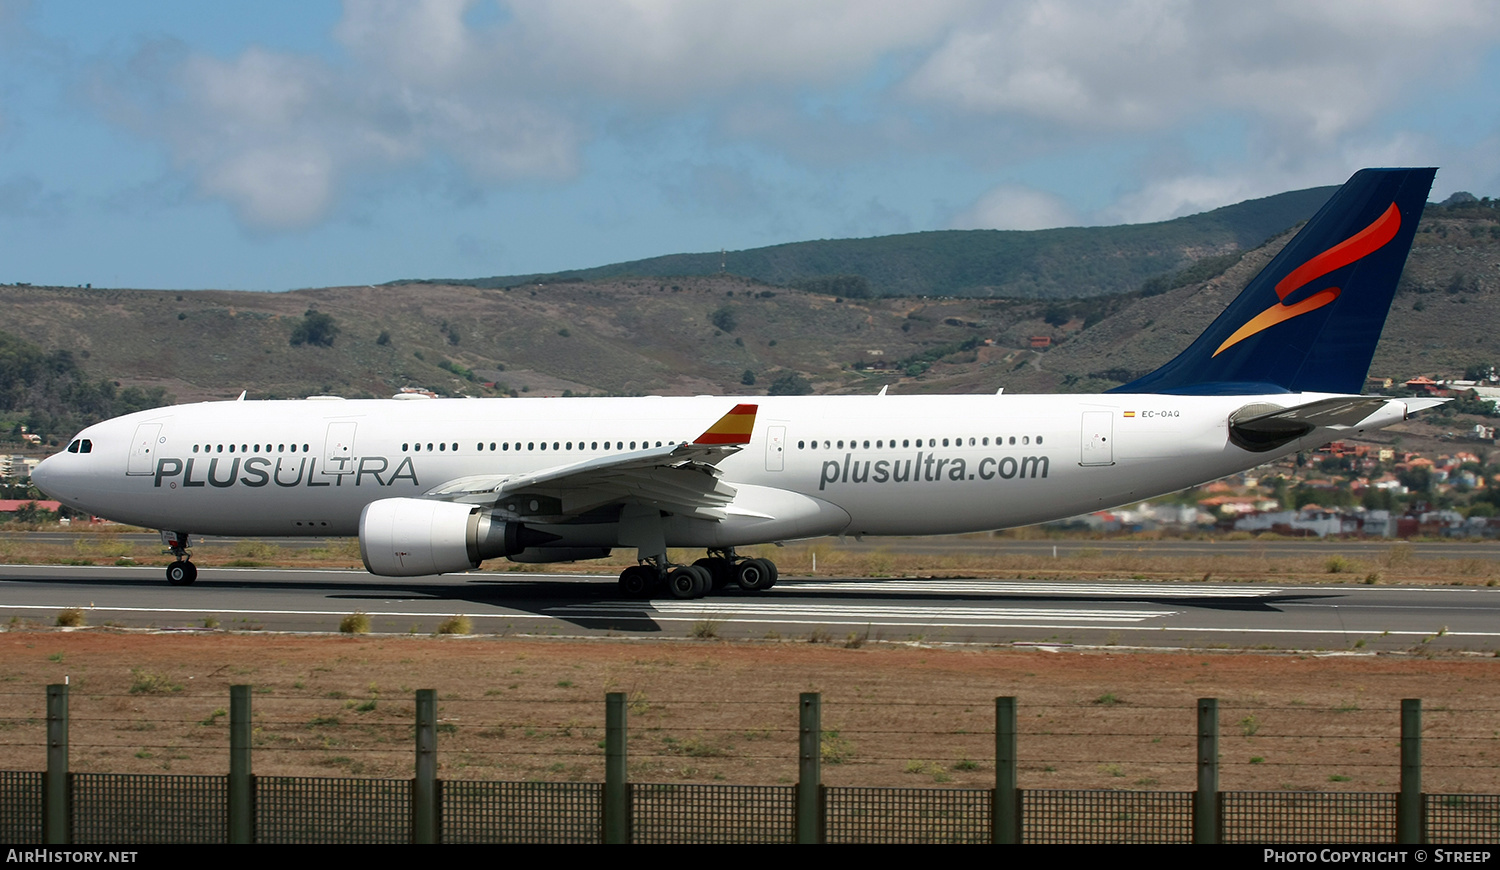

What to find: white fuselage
left=34, top=392, right=1366, bottom=550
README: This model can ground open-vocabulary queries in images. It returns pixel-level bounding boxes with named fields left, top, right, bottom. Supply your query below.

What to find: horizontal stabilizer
left=1228, top=396, right=1430, bottom=453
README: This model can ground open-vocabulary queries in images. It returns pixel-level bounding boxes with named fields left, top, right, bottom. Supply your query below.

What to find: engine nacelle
left=359, top=498, right=528, bottom=577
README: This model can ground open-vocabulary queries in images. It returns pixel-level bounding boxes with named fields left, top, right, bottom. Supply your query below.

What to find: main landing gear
left=617, top=548, right=778, bottom=600
left=163, top=532, right=198, bottom=586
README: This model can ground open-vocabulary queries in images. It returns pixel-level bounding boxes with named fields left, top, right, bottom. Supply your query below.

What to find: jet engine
left=359, top=498, right=541, bottom=577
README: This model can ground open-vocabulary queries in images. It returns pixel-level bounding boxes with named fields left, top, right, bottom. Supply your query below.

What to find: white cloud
left=904, top=0, right=1500, bottom=147
left=76, top=1, right=1500, bottom=234
left=89, top=16, right=579, bottom=229
left=952, top=184, right=1078, bottom=230
left=485, top=0, right=968, bottom=102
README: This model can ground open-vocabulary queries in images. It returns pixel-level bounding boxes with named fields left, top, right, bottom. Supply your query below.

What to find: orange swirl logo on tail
left=1212, top=202, right=1402, bottom=357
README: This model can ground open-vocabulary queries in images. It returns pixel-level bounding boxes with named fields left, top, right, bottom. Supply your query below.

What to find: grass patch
left=55, top=608, right=86, bottom=627
left=821, top=730, right=854, bottom=764
left=436, top=614, right=472, bottom=635
left=339, top=612, right=371, bottom=634
left=128, top=669, right=182, bottom=695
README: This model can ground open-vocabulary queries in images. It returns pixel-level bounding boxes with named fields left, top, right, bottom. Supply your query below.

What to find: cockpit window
left=80, top=439, right=92, bottom=453
left=67, top=440, right=79, bottom=453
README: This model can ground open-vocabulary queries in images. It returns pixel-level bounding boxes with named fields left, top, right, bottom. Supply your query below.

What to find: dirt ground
left=1, top=629, right=1497, bottom=795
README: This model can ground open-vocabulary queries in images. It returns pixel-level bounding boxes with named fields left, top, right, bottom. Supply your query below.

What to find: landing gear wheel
left=689, top=565, right=712, bottom=598
left=166, top=561, right=198, bottom=586
left=735, top=558, right=776, bottom=592
left=694, top=557, right=733, bottom=590
left=619, top=565, right=655, bottom=599
left=667, top=566, right=705, bottom=600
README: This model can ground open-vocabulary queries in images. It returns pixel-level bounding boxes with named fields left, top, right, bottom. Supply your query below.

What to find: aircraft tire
left=694, top=557, right=732, bottom=590
left=166, top=561, right=197, bottom=586
left=735, top=558, right=775, bottom=592
left=667, top=566, right=701, bottom=600
left=618, top=565, right=655, bottom=599
left=688, top=565, right=712, bottom=598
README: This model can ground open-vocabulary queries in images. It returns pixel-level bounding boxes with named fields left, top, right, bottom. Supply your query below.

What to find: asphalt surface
left=13, top=531, right=1500, bottom=561
left=3, top=563, right=1498, bottom=653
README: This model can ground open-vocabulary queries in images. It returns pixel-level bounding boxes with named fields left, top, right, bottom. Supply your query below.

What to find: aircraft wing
left=422, top=404, right=757, bottom=521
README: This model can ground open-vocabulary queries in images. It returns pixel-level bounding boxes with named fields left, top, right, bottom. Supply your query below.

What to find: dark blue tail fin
left=1111, top=167, right=1436, bottom=395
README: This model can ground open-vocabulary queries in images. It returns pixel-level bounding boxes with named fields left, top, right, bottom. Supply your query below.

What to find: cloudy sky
left=2, top=0, right=1497, bottom=291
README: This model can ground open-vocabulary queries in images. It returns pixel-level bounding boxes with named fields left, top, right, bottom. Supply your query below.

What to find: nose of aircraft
left=30, top=452, right=58, bottom=494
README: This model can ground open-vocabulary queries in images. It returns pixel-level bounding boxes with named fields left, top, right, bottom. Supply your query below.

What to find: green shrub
left=339, top=612, right=371, bottom=634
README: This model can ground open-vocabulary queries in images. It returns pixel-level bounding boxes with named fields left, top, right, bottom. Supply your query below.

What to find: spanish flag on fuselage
left=694, top=404, right=758, bottom=445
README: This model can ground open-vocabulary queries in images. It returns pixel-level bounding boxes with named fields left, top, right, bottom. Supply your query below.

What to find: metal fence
left=10, top=685, right=1500, bottom=844
left=10, top=774, right=1499, bottom=844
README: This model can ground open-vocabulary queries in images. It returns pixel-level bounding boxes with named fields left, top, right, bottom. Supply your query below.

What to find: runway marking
left=551, top=601, right=1174, bottom=623
left=779, top=581, right=1282, bottom=597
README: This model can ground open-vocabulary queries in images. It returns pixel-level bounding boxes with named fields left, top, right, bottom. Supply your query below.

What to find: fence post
left=604, top=692, right=629, bottom=844
left=414, top=689, right=437, bottom=844
left=993, top=696, right=1019, bottom=844
left=797, top=692, right=822, bottom=844
left=1194, top=697, right=1219, bottom=845
left=229, top=685, right=252, bottom=844
left=43, top=683, right=68, bottom=845
left=1398, top=698, right=1422, bottom=844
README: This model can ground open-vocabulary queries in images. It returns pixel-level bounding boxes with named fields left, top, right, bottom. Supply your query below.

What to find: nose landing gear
left=162, top=531, right=198, bottom=586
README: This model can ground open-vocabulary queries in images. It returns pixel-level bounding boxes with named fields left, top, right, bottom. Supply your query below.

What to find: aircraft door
left=765, top=425, right=786, bottom=472
left=126, top=423, right=162, bottom=476
left=1080, top=411, right=1114, bottom=467
left=323, top=422, right=357, bottom=477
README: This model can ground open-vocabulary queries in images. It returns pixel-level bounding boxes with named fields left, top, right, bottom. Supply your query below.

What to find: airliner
left=33, top=168, right=1440, bottom=599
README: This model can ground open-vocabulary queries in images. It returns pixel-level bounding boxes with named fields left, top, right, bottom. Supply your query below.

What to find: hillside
left=426, top=185, right=1339, bottom=300
left=0, top=198, right=1495, bottom=447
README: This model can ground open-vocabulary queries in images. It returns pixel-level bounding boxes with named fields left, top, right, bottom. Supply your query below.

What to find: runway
left=2, top=564, right=1497, bottom=652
